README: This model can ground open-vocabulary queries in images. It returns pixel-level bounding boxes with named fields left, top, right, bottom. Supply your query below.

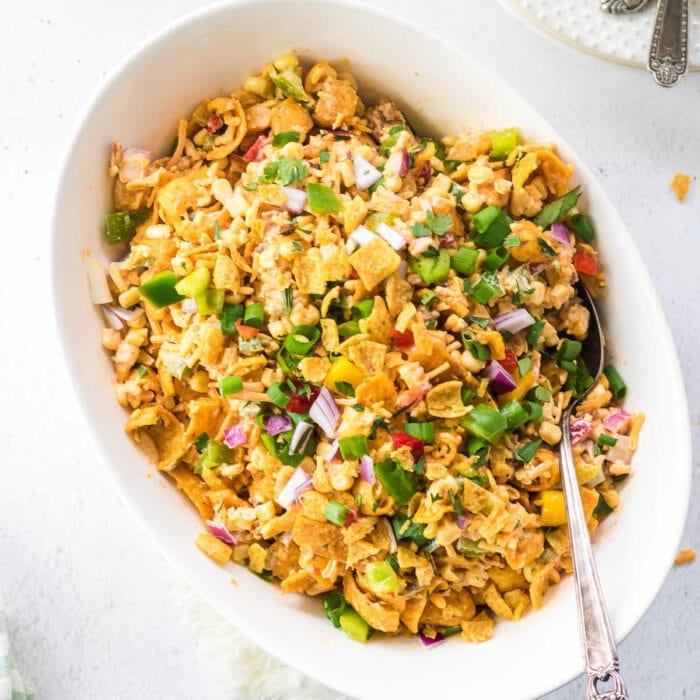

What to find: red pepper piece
left=392, top=431, right=425, bottom=462
left=500, top=349, right=518, bottom=374
left=390, top=328, right=415, bottom=349
left=235, top=318, right=259, bottom=339
left=207, top=114, right=225, bottom=135
left=573, top=249, right=597, bottom=275
left=241, top=134, right=267, bottom=163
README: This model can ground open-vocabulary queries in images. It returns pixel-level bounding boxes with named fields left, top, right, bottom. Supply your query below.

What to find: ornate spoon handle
left=648, top=0, right=689, bottom=86
left=560, top=414, right=628, bottom=700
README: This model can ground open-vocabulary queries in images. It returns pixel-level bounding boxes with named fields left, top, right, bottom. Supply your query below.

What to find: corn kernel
left=539, top=491, right=567, bottom=526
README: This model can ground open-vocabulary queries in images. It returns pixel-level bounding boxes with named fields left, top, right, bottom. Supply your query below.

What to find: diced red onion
left=399, top=147, right=410, bottom=177
left=321, top=128, right=352, bottom=138
left=223, top=425, right=247, bottom=448
left=309, top=387, right=340, bottom=437
left=360, top=455, right=375, bottom=485
left=455, top=514, right=469, bottom=530
left=101, top=305, right=124, bottom=330
left=603, top=408, right=631, bottom=433
left=418, top=160, right=432, bottom=181
left=327, top=439, right=340, bottom=461
left=570, top=418, right=593, bottom=445
left=181, top=298, right=197, bottom=314
left=275, top=467, right=313, bottom=509
left=205, top=520, right=238, bottom=546
left=439, top=231, right=455, bottom=248
left=529, top=263, right=546, bottom=276
left=483, top=360, right=516, bottom=394
left=551, top=222, right=571, bottom=246
left=207, top=114, right=225, bottom=135
left=264, top=415, right=292, bottom=436
left=383, top=517, right=397, bottom=553
left=492, top=308, right=535, bottom=335
left=88, top=263, right=113, bottom=304
left=109, top=304, right=144, bottom=322
left=353, top=155, right=382, bottom=190
left=349, top=225, right=379, bottom=247
left=282, top=186, right=307, bottom=215
left=376, top=222, right=407, bottom=250
left=416, top=632, right=445, bottom=649
left=289, top=420, right=314, bottom=454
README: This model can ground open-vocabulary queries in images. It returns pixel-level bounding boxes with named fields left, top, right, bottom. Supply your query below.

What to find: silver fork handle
left=560, top=414, right=628, bottom=700
left=648, top=0, right=689, bottom=86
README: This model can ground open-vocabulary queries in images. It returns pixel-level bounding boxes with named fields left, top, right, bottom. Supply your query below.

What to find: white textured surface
left=501, top=0, right=700, bottom=69
left=0, top=1, right=697, bottom=699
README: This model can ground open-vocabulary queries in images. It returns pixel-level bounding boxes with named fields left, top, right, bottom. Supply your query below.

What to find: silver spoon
left=600, top=0, right=650, bottom=13
left=648, top=0, right=689, bottom=86
left=558, top=282, right=629, bottom=700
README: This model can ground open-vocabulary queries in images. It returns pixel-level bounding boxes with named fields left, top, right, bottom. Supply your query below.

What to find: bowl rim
left=50, top=0, right=693, bottom=698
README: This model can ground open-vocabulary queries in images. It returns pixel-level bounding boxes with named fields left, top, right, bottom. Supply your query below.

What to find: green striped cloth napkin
left=0, top=595, right=32, bottom=700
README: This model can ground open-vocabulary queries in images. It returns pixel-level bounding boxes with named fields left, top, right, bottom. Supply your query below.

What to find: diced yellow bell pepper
left=324, top=357, right=365, bottom=391
left=539, top=490, right=567, bottom=527
left=499, top=370, right=535, bottom=404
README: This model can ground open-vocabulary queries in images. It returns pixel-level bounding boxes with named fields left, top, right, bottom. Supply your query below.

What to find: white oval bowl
left=51, top=1, right=691, bottom=698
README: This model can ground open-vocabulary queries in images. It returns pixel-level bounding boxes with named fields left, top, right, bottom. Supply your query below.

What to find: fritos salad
left=90, top=54, right=643, bottom=645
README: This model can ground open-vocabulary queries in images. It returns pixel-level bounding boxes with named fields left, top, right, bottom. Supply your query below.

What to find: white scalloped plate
left=500, top=0, right=700, bottom=70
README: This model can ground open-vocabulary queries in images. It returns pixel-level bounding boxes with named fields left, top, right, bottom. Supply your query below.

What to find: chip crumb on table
left=674, top=548, right=695, bottom=566
left=670, top=173, right=691, bottom=203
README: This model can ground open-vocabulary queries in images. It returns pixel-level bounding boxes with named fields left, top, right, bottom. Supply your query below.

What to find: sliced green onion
left=243, top=302, right=265, bottom=328
left=558, top=339, right=582, bottom=362
left=461, top=404, right=507, bottom=443
left=469, top=271, right=503, bottom=305
left=307, top=183, right=344, bottom=214
left=339, top=608, right=372, bottom=643
left=456, top=537, right=486, bottom=557
left=195, top=288, right=225, bottom=315
left=174, top=267, right=210, bottom=298
left=271, top=69, right=310, bottom=102
left=323, top=593, right=347, bottom=628
left=524, top=401, right=544, bottom=422
left=139, top=272, right=184, bottom=308
left=319, top=150, right=330, bottom=165
left=513, top=438, right=543, bottom=463
left=104, top=211, right=137, bottom=244
left=374, top=459, right=418, bottom=505
left=451, top=246, right=479, bottom=275
left=351, top=298, right=374, bottom=320
left=272, top=131, right=300, bottom=147
left=266, top=381, right=290, bottom=408
left=338, top=435, right=369, bottom=460
left=471, top=206, right=512, bottom=248
left=403, top=422, right=435, bottom=443
left=570, top=213, right=595, bottom=243
left=500, top=400, right=529, bottom=430
left=197, top=439, right=232, bottom=472
left=221, top=303, right=244, bottom=335
left=364, top=561, right=398, bottom=595
left=338, top=320, right=361, bottom=338
left=283, top=324, right=320, bottom=355
left=603, top=365, right=627, bottom=399
left=598, top=434, right=618, bottom=447
left=409, top=250, right=451, bottom=284
left=219, top=375, right=243, bottom=397
left=324, top=500, right=350, bottom=526
left=461, top=386, right=476, bottom=404
left=526, top=319, right=545, bottom=346
left=135, top=364, right=149, bottom=377
left=421, top=290, right=438, bottom=309
left=260, top=432, right=279, bottom=457
left=483, top=246, right=509, bottom=271
left=489, top=127, right=518, bottom=160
